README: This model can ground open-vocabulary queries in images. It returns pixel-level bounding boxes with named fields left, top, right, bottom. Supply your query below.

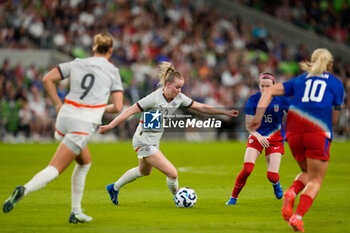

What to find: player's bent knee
left=140, top=169, right=152, bottom=176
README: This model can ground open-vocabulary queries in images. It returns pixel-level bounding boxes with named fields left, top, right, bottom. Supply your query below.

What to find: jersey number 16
left=263, top=114, right=272, bottom=123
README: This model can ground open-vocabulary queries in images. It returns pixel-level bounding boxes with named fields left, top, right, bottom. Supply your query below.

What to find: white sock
left=71, top=163, right=91, bottom=214
left=24, top=165, right=59, bottom=196
left=114, top=167, right=143, bottom=191
left=166, top=177, right=178, bottom=195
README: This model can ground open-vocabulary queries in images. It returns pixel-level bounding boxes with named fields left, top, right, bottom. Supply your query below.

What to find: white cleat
left=69, top=212, right=93, bottom=223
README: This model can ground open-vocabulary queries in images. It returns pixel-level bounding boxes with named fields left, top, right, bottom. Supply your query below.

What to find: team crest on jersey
left=274, top=104, right=279, bottom=112
left=143, top=110, right=162, bottom=129
left=249, top=138, right=254, bottom=144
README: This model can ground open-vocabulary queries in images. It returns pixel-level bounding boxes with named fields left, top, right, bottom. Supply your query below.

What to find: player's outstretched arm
left=189, top=101, right=239, bottom=117
left=43, top=67, right=63, bottom=113
left=99, top=103, right=141, bottom=134
left=248, top=83, right=285, bottom=130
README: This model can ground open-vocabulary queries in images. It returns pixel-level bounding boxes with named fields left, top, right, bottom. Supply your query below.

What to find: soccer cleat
left=282, top=189, right=296, bottom=222
left=106, top=183, right=119, bottom=205
left=3, top=186, right=25, bottom=213
left=289, top=213, right=304, bottom=232
left=69, top=212, right=92, bottom=223
left=273, top=181, right=283, bottom=199
left=225, top=197, right=237, bottom=205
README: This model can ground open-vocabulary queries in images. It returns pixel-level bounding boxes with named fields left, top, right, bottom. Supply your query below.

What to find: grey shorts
left=55, top=116, right=97, bottom=154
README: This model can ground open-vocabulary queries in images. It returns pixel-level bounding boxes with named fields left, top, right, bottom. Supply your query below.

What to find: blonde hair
left=93, top=33, right=113, bottom=54
left=158, top=62, right=183, bottom=87
left=299, top=48, right=333, bottom=77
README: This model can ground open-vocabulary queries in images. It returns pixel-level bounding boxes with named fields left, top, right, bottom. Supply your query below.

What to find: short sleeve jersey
left=283, top=72, right=344, bottom=140
left=57, top=57, right=123, bottom=124
left=136, top=88, right=193, bottom=133
left=245, top=92, right=290, bottom=141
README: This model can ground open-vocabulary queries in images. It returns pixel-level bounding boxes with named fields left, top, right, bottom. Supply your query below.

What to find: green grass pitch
left=0, top=141, right=349, bottom=233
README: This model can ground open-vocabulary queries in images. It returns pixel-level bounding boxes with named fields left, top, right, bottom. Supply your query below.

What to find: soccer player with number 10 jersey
left=249, top=48, right=344, bottom=232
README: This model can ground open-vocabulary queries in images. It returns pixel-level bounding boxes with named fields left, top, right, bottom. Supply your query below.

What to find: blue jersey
left=245, top=92, right=290, bottom=141
left=283, top=72, right=344, bottom=140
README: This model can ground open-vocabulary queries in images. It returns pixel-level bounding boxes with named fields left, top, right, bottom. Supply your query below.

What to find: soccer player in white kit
left=3, top=33, right=124, bottom=223
left=99, top=62, right=239, bottom=205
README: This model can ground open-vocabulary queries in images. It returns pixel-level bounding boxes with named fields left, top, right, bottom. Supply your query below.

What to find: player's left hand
left=99, top=125, right=112, bottom=134
left=226, top=109, right=239, bottom=117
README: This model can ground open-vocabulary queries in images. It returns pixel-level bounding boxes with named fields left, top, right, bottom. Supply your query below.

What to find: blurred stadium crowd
left=240, top=0, right=350, bottom=45
left=0, top=0, right=349, bottom=142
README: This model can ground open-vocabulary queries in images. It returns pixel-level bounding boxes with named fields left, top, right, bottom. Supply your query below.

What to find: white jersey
left=57, top=57, right=123, bottom=124
left=133, top=88, right=193, bottom=148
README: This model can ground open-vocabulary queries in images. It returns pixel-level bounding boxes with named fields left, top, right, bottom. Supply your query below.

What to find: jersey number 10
left=301, top=79, right=326, bottom=103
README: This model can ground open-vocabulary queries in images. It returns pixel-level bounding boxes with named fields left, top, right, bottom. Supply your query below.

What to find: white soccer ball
left=174, top=187, right=197, bottom=208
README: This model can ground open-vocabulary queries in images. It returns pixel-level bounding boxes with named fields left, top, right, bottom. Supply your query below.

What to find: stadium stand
left=239, top=0, right=350, bottom=45
left=0, top=0, right=349, bottom=142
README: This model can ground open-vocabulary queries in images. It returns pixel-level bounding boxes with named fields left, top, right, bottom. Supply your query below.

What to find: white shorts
left=55, top=115, right=97, bottom=154
left=133, top=145, right=159, bottom=158
left=132, top=129, right=161, bottom=158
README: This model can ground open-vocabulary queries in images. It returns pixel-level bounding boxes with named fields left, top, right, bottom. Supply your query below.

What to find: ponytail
left=300, top=48, right=333, bottom=77
left=158, top=62, right=183, bottom=88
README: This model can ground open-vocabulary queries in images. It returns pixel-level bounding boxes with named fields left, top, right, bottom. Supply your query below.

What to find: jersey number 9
left=80, top=73, right=95, bottom=99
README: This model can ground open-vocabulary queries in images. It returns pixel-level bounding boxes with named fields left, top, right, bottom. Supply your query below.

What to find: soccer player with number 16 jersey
left=226, top=72, right=290, bottom=205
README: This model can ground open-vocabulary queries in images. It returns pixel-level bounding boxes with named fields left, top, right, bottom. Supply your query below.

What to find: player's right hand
left=99, top=125, right=112, bottom=134
left=247, top=116, right=262, bottom=130
left=226, top=109, right=239, bottom=117
left=257, top=135, right=270, bottom=148
left=55, top=103, right=62, bottom=114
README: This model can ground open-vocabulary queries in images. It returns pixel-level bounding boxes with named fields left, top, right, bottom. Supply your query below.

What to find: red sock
left=289, top=180, right=305, bottom=195
left=231, top=162, right=254, bottom=198
left=295, top=194, right=313, bottom=217
left=267, top=171, right=279, bottom=184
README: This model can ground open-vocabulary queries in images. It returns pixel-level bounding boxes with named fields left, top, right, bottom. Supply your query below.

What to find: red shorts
left=246, top=135, right=285, bottom=155
left=287, top=133, right=331, bottom=162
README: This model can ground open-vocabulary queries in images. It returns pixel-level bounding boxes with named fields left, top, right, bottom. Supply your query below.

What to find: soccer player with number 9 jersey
left=248, top=48, right=344, bottom=232
left=3, top=33, right=124, bottom=224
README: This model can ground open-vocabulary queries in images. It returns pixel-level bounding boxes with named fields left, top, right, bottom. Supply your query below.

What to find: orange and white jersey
left=57, top=56, right=123, bottom=124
